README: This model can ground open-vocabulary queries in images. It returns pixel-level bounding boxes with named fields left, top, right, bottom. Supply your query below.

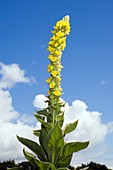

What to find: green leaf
left=63, top=120, right=78, bottom=136
left=61, top=141, right=89, bottom=158
left=23, top=148, right=56, bottom=170
left=17, top=136, right=45, bottom=161
left=34, top=114, right=45, bottom=121
left=56, top=112, right=64, bottom=127
left=45, top=123, right=63, bottom=147
left=44, top=123, right=64, bottom=163
left=34, top=116, right=53, bottom=131
left=33, top=129, right=41, bottom=137
left=39, top=125, right=48, bottom=147
left=36, top=109, right=48, bottom=117
left=36, top=109, right=52, bottom=123
left=56, top=155, right=72, bottom=168
left=7, top=168, right=24, bottom=170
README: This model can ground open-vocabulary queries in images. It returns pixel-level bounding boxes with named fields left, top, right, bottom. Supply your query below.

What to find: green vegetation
left=0, top=160, right=111, bottom=170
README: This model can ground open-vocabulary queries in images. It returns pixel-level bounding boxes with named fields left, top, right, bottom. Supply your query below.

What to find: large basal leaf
left=23, top=148, right=56, bottom=170
left=17, top=136, right=45, bottom=161
left=63, top=120, right=78, bottom=136
left=61, top=141, right=89, bottom=158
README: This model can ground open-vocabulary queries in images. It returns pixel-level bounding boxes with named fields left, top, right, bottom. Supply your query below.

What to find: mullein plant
left=8, top=16, right=89, bottom=170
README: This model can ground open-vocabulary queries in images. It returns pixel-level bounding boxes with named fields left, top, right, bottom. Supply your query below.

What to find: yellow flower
left=53, top=89, right=61, bottom=96
left=49, top=81, right=56, bottom=88
left=56, top=31, right=65, bottom=37
left=62, top=15, right=70, bottom=22
left=47, top=46, right=54, bottom=53
left=58, top=37, right=66, bottom=44
left=56, top=76, right=61, bottom=82
left=59, top=64, right=64, bottom=69
left=60, top=43, right=66, bottom=50
left=54, top=21, right=62, bottom=29
left=55, top=51, right=62, bottom=56
left=51, top=35, right=59, bottom=41
left=47, top=90, right=50, bottom=95
left=54, top=43, right=59, bottom=47
left=51, top=70, right=58, bottom=77
left=49, top=40, right=54, bottom=46
left=54, top=20, right=70, bottom=35
left=48, top=64, right=53, bottom=72
left=46, top=77, right=51, bottom=83
left=48, top=55, right=57, bottom=62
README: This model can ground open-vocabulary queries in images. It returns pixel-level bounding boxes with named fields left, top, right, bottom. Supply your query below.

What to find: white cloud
left=64, top=100, right=108, bottom=145
left=0, top=62, right=35, bottom=89
left=0, top=89, right=19, bottom=123
left=0, top=88, right=37, bottom=161
left=33, top=94, right=48, bottom=109
left=18, top=114, right=36, bottom=125
left=0, top=121, right=36, bottom=161
left=0, top=62, right=37, bottom=161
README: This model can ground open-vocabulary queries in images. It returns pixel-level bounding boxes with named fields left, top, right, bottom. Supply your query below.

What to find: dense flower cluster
left=46, top=16, right=70, bottom=102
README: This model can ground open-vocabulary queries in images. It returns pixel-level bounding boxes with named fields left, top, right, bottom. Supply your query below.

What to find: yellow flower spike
left=46, top=15, right=70, bottom=100
left=49, top=81, right=56, bottom=89
left=51, top=70, right=58, bottom=77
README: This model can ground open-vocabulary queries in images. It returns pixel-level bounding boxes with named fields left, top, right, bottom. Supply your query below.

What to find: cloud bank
left=0, top=62, right=36, bottom=161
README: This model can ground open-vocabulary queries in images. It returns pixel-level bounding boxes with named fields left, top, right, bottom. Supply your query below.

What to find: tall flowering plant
left=9, top=16, right=89, bottom=170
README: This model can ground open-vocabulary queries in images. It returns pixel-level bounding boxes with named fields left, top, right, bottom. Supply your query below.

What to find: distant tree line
left=76, top=162, right=112, bottom=170
left=0, top=160, right=112, bottom=170
left=0, top=160, right=18, bottom=170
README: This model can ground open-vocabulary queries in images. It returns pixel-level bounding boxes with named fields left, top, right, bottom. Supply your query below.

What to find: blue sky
left=0, top=0, right=113, bottom=168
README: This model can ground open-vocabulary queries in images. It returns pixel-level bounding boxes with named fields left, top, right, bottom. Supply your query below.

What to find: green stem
left=52, top=110, right=55, bottom=125
left=52, top=147, right=55, bottom=164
